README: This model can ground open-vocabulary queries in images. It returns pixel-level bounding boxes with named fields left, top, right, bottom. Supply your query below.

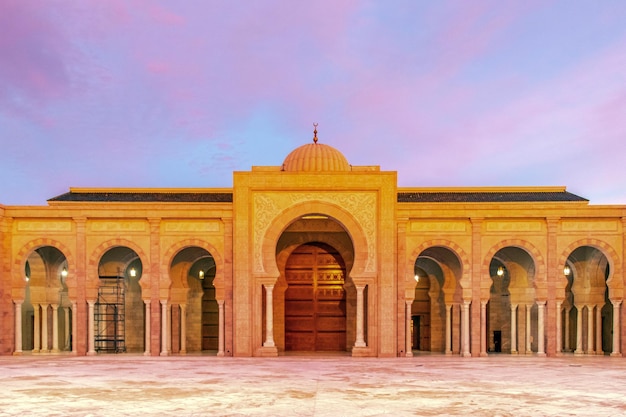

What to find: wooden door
left=284, top=243, right=346, bottom=351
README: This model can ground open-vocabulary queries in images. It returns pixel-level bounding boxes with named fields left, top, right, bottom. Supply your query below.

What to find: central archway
left=284, top=242, right=347, bottom=351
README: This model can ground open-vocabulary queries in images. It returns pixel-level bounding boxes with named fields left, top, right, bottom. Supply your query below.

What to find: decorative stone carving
left=253, top=192, right=376, bottom=273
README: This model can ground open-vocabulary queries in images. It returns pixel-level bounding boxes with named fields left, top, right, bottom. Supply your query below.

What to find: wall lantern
left=129, top=267, right=137, bottom=278
left=563, top=265, right=571, bottom=276
left=414, top=274, right=420, bottom=283
left=199, top=270, right=205, bottom=280
left=496, top=266, right=505, bottom=277
left=61, top=267, right=68, bottom=278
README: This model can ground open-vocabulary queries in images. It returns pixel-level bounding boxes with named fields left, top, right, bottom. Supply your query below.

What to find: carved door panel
left=285, top=243, right=346, bottom=351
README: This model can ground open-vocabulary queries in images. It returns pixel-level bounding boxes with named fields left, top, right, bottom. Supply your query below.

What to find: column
left=575, top=305, right=583, bottom=355
left=52, top=304, right=59, bottom=353
left=526, top=304, right=532, bottom=353
left=480, top=301, right=487, bottom=356
left=612, top=301, right=621, bottom=356
left=555, top=301, right=562, bottom=354
left=510, top=304, right=517, bottom=354
left=14, top=301, right=23, bottom=354
left=64, top=307, right=71, bottom=351
left=445, top=304, right=452, bottom=355
left=217, top=300, right=225, bottom=356
left=587, top=305, right=594, bottom=354
left=537, top=301, right=546, bottom=356
left=405, top=301, right=413, bottom=357
left=263, top=284, right=275, bottom=347
left=33, top=304, right=41, bottom=353
left=462, top=301, right=470, bottom=357
left=160, top=300, right=168, bottom=356
left=167, top=304, right=172, bottom=354
left=564, top=306, right=571, bottom=352
left=180, top=304, right=187, bottom=354
left=87, top=300, right=96, bottom=355
left=71, top=301, right=77, bottom=354
left=354, top=285, right=366, bottom=348
left=595, top=304, right=602, bottom=355
left=144, top=300, right=151, bottom=356
left=41, top=304, right=49, bottom=353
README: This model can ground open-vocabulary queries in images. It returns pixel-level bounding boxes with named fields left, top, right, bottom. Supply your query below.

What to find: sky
left=1, top=0, right=626, bottom=206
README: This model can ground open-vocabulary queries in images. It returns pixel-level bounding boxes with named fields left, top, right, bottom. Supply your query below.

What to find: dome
left=282, top=129, right=350, bottom=172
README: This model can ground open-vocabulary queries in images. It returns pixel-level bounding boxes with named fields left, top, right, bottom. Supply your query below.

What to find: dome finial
left=313, top=123, right=318, bottom=144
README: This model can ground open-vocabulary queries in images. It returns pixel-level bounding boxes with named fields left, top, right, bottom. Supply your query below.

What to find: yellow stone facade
left=0, top=140, right=624, bottom=358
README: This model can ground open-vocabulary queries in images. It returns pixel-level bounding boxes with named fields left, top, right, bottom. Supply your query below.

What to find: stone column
left=555, top=301, right=562, bottom=354
left=63, top=307, right=69, bottom=351
left=587, top=305, right=594, bottom=354
left=263, top=284, right=275, bottom=347
left=217, top=300, right=225, bottom=356
left=612, top=300, right=621, bottom=356
left=52, top=304, right=59, bottom=353
left=180, top=303, right=187, bottom=355
left=564, top=306, right=571, bottom=352
left=595, top=304, right=603, bottom=355
left=480, top=301, right=487, bottom=356
left=14, top=301, right=23, bottom=354
left=445, top=304, right=452, bottom=355
left=462, top=301, right=471, bottom=357
left=144, top=300, right=151, bottom=356
left=41, top=304, right=49, bottom=353
left=537, top=301, right=546, bottom=356
left=354, top=285, right=366, bottom=348
left=87, top=300, right=96, bottom=355
left=33, top=304, right=41, bottom=353
left=167, top=304, right=172, bottom=354
left=160, top=300, right=168, bottom=356
left=525, top=304, right=532, bottom=353
left=71, top=301, right=77, bottom=355
left=575, top=306, right=583, bottom=355
left=405, top=301, right=413, bottom=357
left=510, top=304, right=517, bottom=354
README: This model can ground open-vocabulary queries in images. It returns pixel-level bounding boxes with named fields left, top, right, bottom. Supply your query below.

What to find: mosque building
left=1, top=129, right=625, bottom=358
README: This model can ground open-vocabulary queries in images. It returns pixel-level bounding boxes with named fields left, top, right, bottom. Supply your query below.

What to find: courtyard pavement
left=1, top=353, right=626, bottom=416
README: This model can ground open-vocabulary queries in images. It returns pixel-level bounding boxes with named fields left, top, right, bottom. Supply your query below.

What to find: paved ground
left=1, top=354, right=626, bottom=416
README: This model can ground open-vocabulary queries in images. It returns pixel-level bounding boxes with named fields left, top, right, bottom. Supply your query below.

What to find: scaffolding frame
left=95, top=275, right=126, bottom=353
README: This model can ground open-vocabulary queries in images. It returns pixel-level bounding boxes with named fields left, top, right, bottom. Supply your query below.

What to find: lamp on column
left=496, top=266, right=505, bottom=277
left=129, top=267, right=137, bottom=277
left=61, top=267, right=68, bottom=278
left=414, top=274, right=420, bottom=283
left=563, top=265, right=571, bottom=276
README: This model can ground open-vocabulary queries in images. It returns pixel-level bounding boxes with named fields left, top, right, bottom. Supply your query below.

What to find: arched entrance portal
left=97, top=247, right=143, bottom=353
left=488, top=247, right=536, bottom=354
left=284, top=243, right=347, bottom=351
left=169, top=246, right=217, bottom=354
left=23, top=246, right=71, bottom=353
left=563, top=245, right=611, bottom=355
left=274, top=214, right=356, bottom=353
left=413, top=246, right=463, bottom=354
